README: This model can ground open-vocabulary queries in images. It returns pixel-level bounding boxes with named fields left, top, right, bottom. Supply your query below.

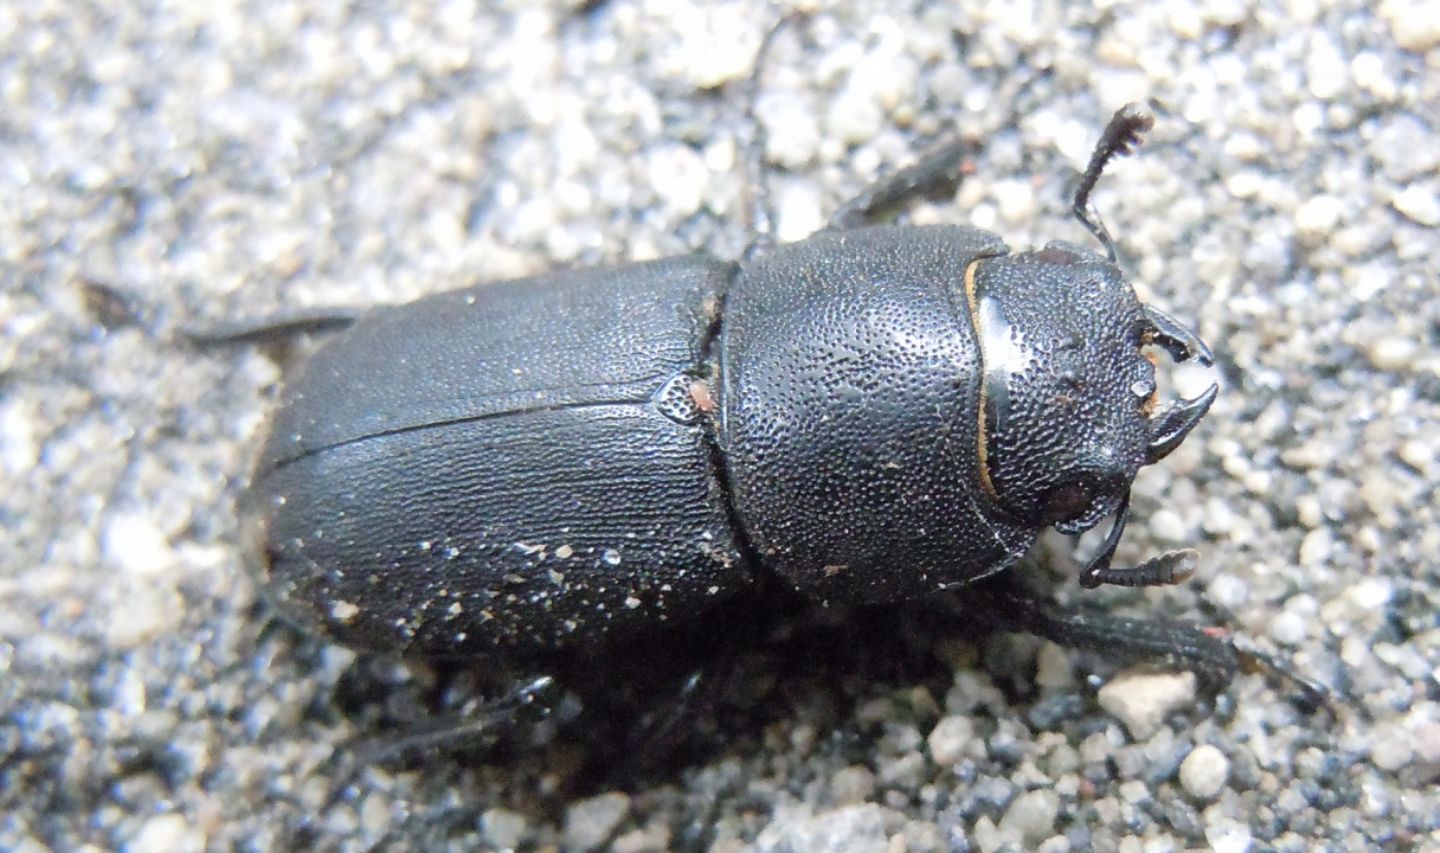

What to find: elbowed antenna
left=1079, top=492, right=1201, bottom=590
left=1072, top=103, right=1156, bottom=263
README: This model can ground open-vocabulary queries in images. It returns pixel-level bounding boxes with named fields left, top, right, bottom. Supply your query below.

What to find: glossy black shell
left=245, top=224, right=1153, bottom=657
left=246, top=257, right=748, bottom=655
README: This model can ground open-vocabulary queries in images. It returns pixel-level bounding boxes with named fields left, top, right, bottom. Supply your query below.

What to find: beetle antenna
left=742, top=11, right=810, bottom=261
left=1079, top=491, right=1199, bottom=589
left=1072, top=103, right=1155, bottom=263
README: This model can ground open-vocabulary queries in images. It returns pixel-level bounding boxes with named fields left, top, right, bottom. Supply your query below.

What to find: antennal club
left=1072, top=103, right=1155, bottom=263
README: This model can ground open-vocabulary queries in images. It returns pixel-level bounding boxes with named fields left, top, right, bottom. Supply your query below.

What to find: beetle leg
left=828, top=137, right=975, bottom=230
left=608, top=649, right=742, bottom=784
left=966, top=573, right=1335, bottom=713
left=742, top=12, right=810, bottom=261
left=182, top=306, right=363, bottom=347
left=316, top=675, right=561, bottom=812
left=968, top=573, right=1240, bottom=693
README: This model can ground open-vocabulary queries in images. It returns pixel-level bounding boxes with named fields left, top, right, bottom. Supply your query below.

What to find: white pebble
left=774, top=179, right=825, bottom=245
left=826, top=88, right=885, bottom=146
left=1391, top=185, right=1440, bottom=227
left=563, top=792, right=630, bottom=852
left=481, top=808, right=529, bottom=850
left=759, top=94, right=821, bottom=169
left=1370, top=729, right=1414, bottom=771
left=1294, top=194, right=1343, bottom=238
left=129, top=814, right=200, bottom=853
left=999, top=789, right=1060, bottom=844
left=1381, top=0, right=1440, bottom=51
left=1365, top=335, right=1417, bottom=372
left=830, top=765, right=877, bottom=805
left=102, top=511, right=177, bottom=576
left=1270, top=609, right=1309, bottom=646
left=927, top=715, right=976, bottom=767
left=1179, top=744, right=1230, bottom=800
left=1149, top=508, right=1188, bottom=544
left=1097, top=670, right=1197, bottom=739
left=1205, top=820, right=1254, bottom=853
left=1304, top=33, right=1347, bottom=99
left=646, top=144, right=710, bottom=215
left=993, top=179, right=1037, bottom=224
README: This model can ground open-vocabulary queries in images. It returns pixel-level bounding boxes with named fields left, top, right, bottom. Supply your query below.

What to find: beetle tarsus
left=1072, top=102, right=1155, bottom=263
left=1224, top=631, right=1339, bottom=719
left=1081, top=549, right=1199, bottom=589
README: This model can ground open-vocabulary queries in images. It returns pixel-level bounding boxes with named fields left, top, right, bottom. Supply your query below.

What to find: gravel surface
left=4, top=1, right=1438, bottom=850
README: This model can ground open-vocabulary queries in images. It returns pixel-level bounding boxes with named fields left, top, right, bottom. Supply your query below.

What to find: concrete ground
left=3, top=0, right=1437, bottom=850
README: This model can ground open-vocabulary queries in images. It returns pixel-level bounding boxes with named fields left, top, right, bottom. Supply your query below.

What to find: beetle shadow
left=278, top=576, right=1084, bottom=809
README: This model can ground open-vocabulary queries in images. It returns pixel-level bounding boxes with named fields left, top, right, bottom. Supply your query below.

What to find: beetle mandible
left=231, top=27, right=1298, bottom=719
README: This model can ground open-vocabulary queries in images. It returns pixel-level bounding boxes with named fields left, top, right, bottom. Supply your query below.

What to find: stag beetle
left=225, top=40, right=1327, bottom=739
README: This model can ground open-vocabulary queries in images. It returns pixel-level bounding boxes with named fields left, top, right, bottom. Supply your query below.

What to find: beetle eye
left=1042, top=481, right=1093, bottom=525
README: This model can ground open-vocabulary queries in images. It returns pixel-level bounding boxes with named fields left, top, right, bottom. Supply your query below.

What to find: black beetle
left=227, top=53, right=1324, bottom=737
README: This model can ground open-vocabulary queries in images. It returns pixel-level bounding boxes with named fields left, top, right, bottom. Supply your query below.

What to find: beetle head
left=968, top=100, right=1219, bottom=589
left=964, top=243, right=1216, bottom=543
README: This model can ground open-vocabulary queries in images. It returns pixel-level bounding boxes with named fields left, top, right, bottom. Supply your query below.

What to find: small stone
left=1149, top=508, right=1189, bottom=544
left=1413, top=718, right=1440, bottom=765
left=1398, top=439, right=1435, bottom=475
left=1207, top=574, right=1251, bottom=611
left=1205, top=820, right=1254, bottom=853
left=927, top=715, right=976, bottom=767
left=993, top=179, right=1037, bottom=224
left=1370, top=729, right=1414, bottom=771
left=563, top=792, right=631, bottom=852
left=1034, top=642, right=1075, bottom=690
left=830, top=765, right=876, bottom=805
left=481, top=808, right=529, bottom=849
left=999, top=789, right=1060, bottom=844
left=1298, top=528, right=1333, bottom=568
left=1304, top=33, right=1347, bottom=99
left=0, top=399, right=40, bottom=476
left=1200, top=0, right=1247, bottom=27
left=128, top=814, right=200, bottom=853
left=826, top=88, right=885, bottom=146
left=1350, top=52, right=1398, bottom=100
left=1097, top=670, right=1197, bottom=740
left=755, top=804, right=891, bottom=851
left=1179, top=744, right=1230, bottom=800
left=1270, top=609, right=1309, bottom=646
left=1372, top=115, right=1440, bottom=182
left=646, top=144, right=709, bottom=215
left=667, top=8, right=758, bottom=88
left=1391, top=185, right=1440, bottom=226
left=1364, top=335, right=1417, bottom=372
left=102, top=511, right=177, bottom=576
left=1380, top=0, right=1440, bottom=51
left=774, top=179, right=825, bottom=245
left=759, top=93, right=821, bottom=169
left=1294, top=194, right=1343, bottom=238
